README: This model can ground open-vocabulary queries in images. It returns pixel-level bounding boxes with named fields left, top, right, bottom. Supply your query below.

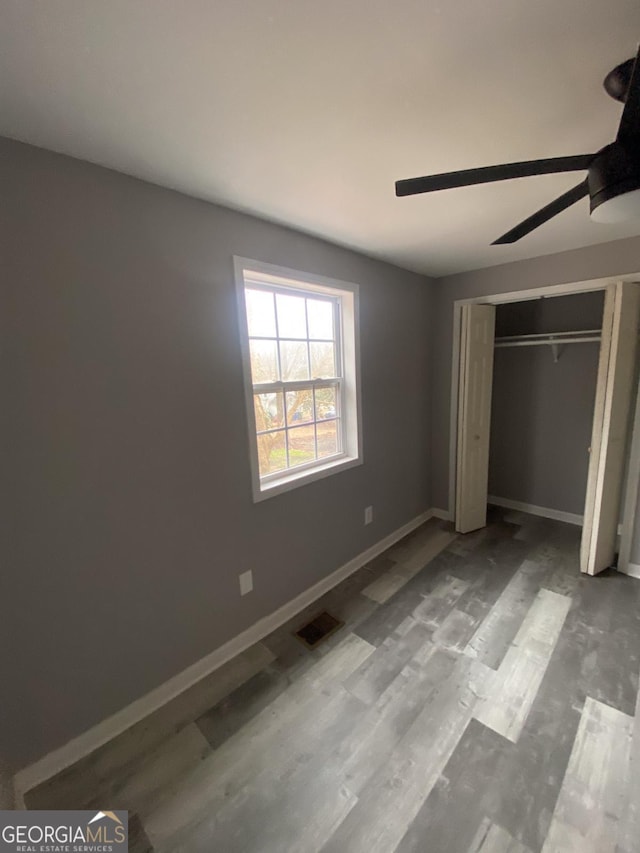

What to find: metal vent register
left=294, top=611, right=344, bottom=649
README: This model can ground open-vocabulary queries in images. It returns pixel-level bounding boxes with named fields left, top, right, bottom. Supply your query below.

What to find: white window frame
left=234, top=257, right=362, bottom=502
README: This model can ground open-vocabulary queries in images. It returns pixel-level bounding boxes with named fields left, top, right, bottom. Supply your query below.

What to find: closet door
left=456, top=303, right=496, bottom=534
left=581, top=281, right=640, bottom=575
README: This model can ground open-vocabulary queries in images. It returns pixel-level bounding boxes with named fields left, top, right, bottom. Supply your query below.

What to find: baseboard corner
left=429, top=507, right=452, bottom=521
left=488, top=495, right=583, bottom=527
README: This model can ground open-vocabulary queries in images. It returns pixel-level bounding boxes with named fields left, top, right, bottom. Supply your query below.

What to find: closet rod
left=494, top=336, right=601, bottom=349
left=494, top=328, right=601, bottom=349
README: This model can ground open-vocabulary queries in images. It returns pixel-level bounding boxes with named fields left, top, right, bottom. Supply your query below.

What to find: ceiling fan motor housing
left=603, top=58, right=636, bottom=103
left=588, top=142, right=640, bottom=218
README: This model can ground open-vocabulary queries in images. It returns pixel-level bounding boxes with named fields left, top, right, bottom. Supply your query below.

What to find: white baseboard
left=430, top=507, right=452, bottom=521
left=14, top=508, right=435, bottom=805
left=488, top=495, right=583, bottom=527
left=618, top=562, right=640, bottom=580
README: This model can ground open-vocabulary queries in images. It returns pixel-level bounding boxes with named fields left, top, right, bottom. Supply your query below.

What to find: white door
left=581, top=281, right=640, bottom=575
left=456, top=303, right=496, bottom=534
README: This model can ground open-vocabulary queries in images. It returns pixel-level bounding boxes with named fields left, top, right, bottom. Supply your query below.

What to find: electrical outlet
left=239, top=570, right=253, bottom=596
left=364, top=506, right=373, bottom=525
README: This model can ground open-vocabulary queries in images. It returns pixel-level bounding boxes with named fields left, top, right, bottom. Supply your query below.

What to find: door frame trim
left=618, top=369, right=640, bottom=573
left=448, top=273, right=640, bottom=568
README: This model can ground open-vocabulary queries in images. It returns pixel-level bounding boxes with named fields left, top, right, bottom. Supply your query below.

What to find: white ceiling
left=2, top=1, right=640, bottom=276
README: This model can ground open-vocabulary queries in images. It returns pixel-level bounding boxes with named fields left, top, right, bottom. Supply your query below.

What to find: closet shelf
left=494, top=329, right=602, bottom=363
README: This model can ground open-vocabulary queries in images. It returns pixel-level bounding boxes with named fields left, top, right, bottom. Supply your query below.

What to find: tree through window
left=235, top=259, right=361, bottom=500
left=245, top=285, right=342, bottom=478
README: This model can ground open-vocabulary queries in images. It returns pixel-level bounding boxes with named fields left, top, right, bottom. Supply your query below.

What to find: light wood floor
left=27, top=509, right=640, bottom=853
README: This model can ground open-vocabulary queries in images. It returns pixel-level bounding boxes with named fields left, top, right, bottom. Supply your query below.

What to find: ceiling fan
left=395, top=45, right=640, bottom=244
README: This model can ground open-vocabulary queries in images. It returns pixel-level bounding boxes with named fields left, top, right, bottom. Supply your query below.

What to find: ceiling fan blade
left=395, top=155, right=594, bottom=197
left=617, top=43, right=640, bottom=143
left=492, top=180, right=589, bottom=244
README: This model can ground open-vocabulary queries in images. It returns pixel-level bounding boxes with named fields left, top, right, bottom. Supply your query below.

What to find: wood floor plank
left=97, top=723, right=211, bottom=818
left=385, top=518, right=447, bottom=562
left=156, top=690, right=363, bottom=853
left=179, top=766, right=356, bottom=853
left=432, top=608, right=479, bottom=653
left=474, top=588, right=572, bottom=742
left=301, top=632, right=375, bottom=690
left=412, top=575, right=469, bottom=627
left=353, top=585, right=425, bottom=647
left=579, top=572, right=640, bottom=716
left=335, top=647, right=457, bottom=796
left=196, top=666, right=290, bottom=749
left=449, top=527, right=491, bottom=556
left=486, top=571, right=619, bottom=850
left=145, top=681, right=359, bottom=846
left=531, top=534, right=582, bottom=599
left=541, top=697, right=633, bottom=853
left=394, top=529, right=458, bottom=578
left=143, top=634, right=372, bottom=845
left=129, top=814, right=155, bottom=853
left=513, top=517, right=555, bottom=544
left=353, top=552, right=458, bottom=647
left=194, top=641, right=458, bottom=853
left=453, top=537, right=531, bottom=611
left=321, top=655, right=494, bottom=853
left=362, top=529, right=456, bottom=603
left=465, top=558, right=549, bottom=669
left=467, top=817, right=532, bottom=853
left=617, top=668, right=640, bottom=853
left=343, top=619, right=432, bottom=705
left=394, top=718, right=513, bottom=853
left=361, top=570, right=410, bottom=605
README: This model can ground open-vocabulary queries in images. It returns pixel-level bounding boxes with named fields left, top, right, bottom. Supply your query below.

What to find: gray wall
left=489, top=293, right=604, bottom=515
left=1, top=138, right=433, bottom=770
left=430, top=236, right=640, bottom=515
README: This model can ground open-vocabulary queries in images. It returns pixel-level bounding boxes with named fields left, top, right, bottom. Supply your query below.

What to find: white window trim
left=234, top=256, right=363, bottom=502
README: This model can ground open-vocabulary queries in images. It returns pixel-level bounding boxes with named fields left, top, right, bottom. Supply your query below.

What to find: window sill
left=253, top=454, right=362, bottom=502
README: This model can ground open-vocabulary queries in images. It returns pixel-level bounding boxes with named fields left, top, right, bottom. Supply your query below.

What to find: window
left=235, top=258, right=362, bottom=500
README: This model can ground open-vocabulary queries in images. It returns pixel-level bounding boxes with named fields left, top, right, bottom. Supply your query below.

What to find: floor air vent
left=294, top=611, right=344, bottom=649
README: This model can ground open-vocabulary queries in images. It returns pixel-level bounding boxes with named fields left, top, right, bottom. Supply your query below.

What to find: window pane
left=287, top=424, right=316, bottom=467
left=307, top=298, right=334, bottom=340
left=317, top=419, right=339, bottom=458
left=245, top=288, right=276, bottom=337
left=254, top=392, right=284, bottom=432
left=315, top=385, right=337, bottom=420
left=280, top=340, right=309, bottom=380
left=257, top=430, right=287, bottom=476
left=250, top=339, right=279, bottom=383
left=310, top=341, right=336, bottom=378
left=276, top=293, right=307, bottom=339
left=286, top=389, right=314, bottom=425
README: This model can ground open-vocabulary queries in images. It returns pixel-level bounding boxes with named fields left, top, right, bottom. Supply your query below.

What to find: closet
left=489, top=291, right=604, bottom=522
left=454, top=281, right=640, bottom=575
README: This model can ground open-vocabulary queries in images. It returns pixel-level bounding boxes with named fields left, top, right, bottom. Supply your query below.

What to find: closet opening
left=452, top=280, right=640, bottom=576
left=489, top=291, right=604, bottom=527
